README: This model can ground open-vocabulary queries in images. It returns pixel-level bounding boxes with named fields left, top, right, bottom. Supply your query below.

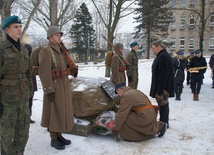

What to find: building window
left=189, top=38, right=194, bottom=49
left=189, top=15, right=194, bottom=28
left=171, top=38, right=176, bottom=49
left=171, top=0, right=176, bottom=7
left=181, top=0, right=186, bottom=8
left=180, top=16, right=185, bottom=29
left=210, top=15, right=214, bottom=27
left=209, top=37, right=214, bottom=49
left=180, top=37, right=185, bottom=49
left=171, top=17, right=176, bottom=30
left=190, top=0, right=195, bottom=7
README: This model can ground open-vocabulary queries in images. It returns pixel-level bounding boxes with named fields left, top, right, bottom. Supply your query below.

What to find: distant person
left=24, top=43, right=38, bottom=123
left=150, top=40, right=174, bottom=129
left=186, top=51, right=195, bottom=86
left=209, top=54, right=214, bottom=88
left=172, top=51, right=187, bottom=100
left=112, top=85, right=167, bottom=142
left=111, top=43, right=129, bottom=86
left=105, top=50, right=114, bottom=77
left=38, top=26, right=78, bottom=150
left=0, top=15, right=31, bottom=155
left=126, top=42, right=139, bottom=89
left=189, top=50, right=207, bottom=100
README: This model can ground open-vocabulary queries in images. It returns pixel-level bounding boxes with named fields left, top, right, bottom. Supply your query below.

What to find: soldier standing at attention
left=111, top=43, right=128, bottom=87
left=126, top=42, right=139, bottom=89
left=38, top=26, right=78, bottom=150
left=105, top=50, right=114, bottom=77
left=0, top=15, right=31, bottom=155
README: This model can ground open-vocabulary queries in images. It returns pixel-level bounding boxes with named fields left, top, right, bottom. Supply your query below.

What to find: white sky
left=24, top=56, right=214, bottom=155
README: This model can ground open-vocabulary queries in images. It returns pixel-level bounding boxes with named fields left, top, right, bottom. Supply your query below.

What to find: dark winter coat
left=209, top=54, right=214, bottom=69
left=150, top=48, right=174, bottom=98
left=172, top=57, right=187, bottom=83
left=190, top=56, right=207, bottom=81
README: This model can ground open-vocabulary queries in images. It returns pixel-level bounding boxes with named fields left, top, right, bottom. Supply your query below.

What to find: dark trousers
left=159, top=102, right=169, bottom=125
left=186, top=71, right=191, bottom=84
left=191, top=79, right=202, bottom=94
left=174, top=81, right=183, bottom=95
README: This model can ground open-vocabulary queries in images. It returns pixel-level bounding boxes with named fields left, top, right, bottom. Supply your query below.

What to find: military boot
left=175, top=94, right=181, bottom=101
left=51, top=139, right=65, bottom=150
left=193, top=94, right=199, bottom=101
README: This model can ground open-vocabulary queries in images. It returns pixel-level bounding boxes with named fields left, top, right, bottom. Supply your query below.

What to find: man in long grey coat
left=38, top=26, right=77, bottom=150
left=112, top=85, right=166, bottom=142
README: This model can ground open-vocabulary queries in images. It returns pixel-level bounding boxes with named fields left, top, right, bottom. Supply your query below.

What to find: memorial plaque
left=101, top=80, right=118, bottom=99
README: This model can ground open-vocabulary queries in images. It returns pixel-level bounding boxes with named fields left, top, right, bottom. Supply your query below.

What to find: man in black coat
left=172, top=51, right=187, bottom=100
left=150, top=40, right=174, bottom=129
left=209, top=54, right=214, bottom=88
left=189, top=50, right=207, bottom=100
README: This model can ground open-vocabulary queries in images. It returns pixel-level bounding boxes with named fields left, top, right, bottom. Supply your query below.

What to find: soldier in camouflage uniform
left=0, top=15, right=31, bottom=155
left=126, top=42, right=139, bottom=89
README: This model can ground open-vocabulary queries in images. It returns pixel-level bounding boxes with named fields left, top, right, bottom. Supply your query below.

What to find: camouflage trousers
left=0, top=100, right=30, bottom=155
left=105, top=67, right=111, bottom=77
left=128, top=72, right=138, bottom=89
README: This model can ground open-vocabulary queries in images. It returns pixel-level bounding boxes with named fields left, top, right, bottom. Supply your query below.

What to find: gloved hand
left=111, top=128, right=117, bottom=136
left=71, top=66, right=78, bottom=78
left=128, top=76, right=132, bottom=82
left=47, top=93, right=54, bottom=102
left=0, top=102, right=3, bottom=118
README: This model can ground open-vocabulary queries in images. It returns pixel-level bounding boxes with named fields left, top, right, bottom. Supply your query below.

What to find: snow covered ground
left=25, top=57, right=214, bottom=155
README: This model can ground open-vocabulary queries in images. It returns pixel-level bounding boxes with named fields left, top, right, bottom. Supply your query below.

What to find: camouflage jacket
left=0, top=39, right=32, bottom=102
left=126, top=49, right=138, bottom=76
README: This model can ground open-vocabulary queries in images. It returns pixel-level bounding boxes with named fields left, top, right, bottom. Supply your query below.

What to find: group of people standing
left=0, top=15, right=78, bottom=154
left=107, top=40, right=173, bottom=142
left=172, top=49, right=208, bottom=101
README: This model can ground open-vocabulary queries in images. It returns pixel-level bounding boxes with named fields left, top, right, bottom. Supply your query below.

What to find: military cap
left=130, top=42, right=138, bottom=48
left=194, top=50, right=201, bottom=54
left=114, top=43, right=124, bottom=50
left=115, top=83, right=126, bottom=89
left=190, top=51, right=195, bottom=55
left=47, top=26, right=63, bottom=39
left=1, top=15, right=22, bottom=30
left=177, top=51, right=184, bottom=56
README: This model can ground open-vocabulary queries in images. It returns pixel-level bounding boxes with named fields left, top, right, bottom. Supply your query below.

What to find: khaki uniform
left=0, top=39, right=31, bottom=155
left=38, top=41, right=74, bottom=133
left=114, top=87, right=164, bottom=141
left=105, top=51, right=113, bottom=77
left=110, top=51, right=126, bottom=85
left=126, top=49, right=138, bottom=89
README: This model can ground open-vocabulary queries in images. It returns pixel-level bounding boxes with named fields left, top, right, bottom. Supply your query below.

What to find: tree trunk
left=199, top=0, right=205, bottom=56
left=49, top=0, right=58, bottom=26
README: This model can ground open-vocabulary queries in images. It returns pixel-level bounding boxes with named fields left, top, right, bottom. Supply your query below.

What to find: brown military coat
left=114, top=87, right=164, bottom=141
left=110, top=51, right=126, bottom=85
left=38, top=41, right=74, bottom=132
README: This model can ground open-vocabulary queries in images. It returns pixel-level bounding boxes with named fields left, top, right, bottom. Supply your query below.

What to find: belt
left=134, top=104, right=154, bottom=113
left=2, top=74, right=26, bottom=79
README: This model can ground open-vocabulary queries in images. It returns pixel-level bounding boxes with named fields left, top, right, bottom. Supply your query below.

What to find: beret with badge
left=130, top=42, right=138, bottom=48
left=1, top=15, right=22, bottom=30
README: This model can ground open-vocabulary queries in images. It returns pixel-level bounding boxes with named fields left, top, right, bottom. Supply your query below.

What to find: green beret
left=130, top=42, right=138, bottom=48
left=1, top=15, right=22, bottom=30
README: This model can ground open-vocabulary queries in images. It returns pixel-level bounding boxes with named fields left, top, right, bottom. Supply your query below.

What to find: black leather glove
left=128, top=76, right=132, bottom=82
left=0, top=102, right=3, bottom=118
left=71, top=66, right=78, bottom=78
left=47, top=93, right=54, bottom=102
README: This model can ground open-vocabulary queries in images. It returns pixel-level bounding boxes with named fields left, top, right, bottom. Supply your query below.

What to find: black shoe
left=57, top=136, right=71, bottom=145
left=30, top=119, right=35, bottom=124
left=167, top=123, right=169, bottom=129
left=51, top=139, right=65, bottom=150
left=158, top=123, right=167, bottom=137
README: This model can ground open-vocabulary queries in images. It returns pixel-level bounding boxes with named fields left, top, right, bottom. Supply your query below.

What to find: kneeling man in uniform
left=112, top=84, right=167, bottom=142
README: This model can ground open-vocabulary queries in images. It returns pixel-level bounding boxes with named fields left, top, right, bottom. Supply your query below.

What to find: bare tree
left=91, top=0, right=137, bottom=50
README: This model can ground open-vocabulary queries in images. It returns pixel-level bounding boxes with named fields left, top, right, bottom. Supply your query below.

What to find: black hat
left=24, top=44, right=32, bottom=52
